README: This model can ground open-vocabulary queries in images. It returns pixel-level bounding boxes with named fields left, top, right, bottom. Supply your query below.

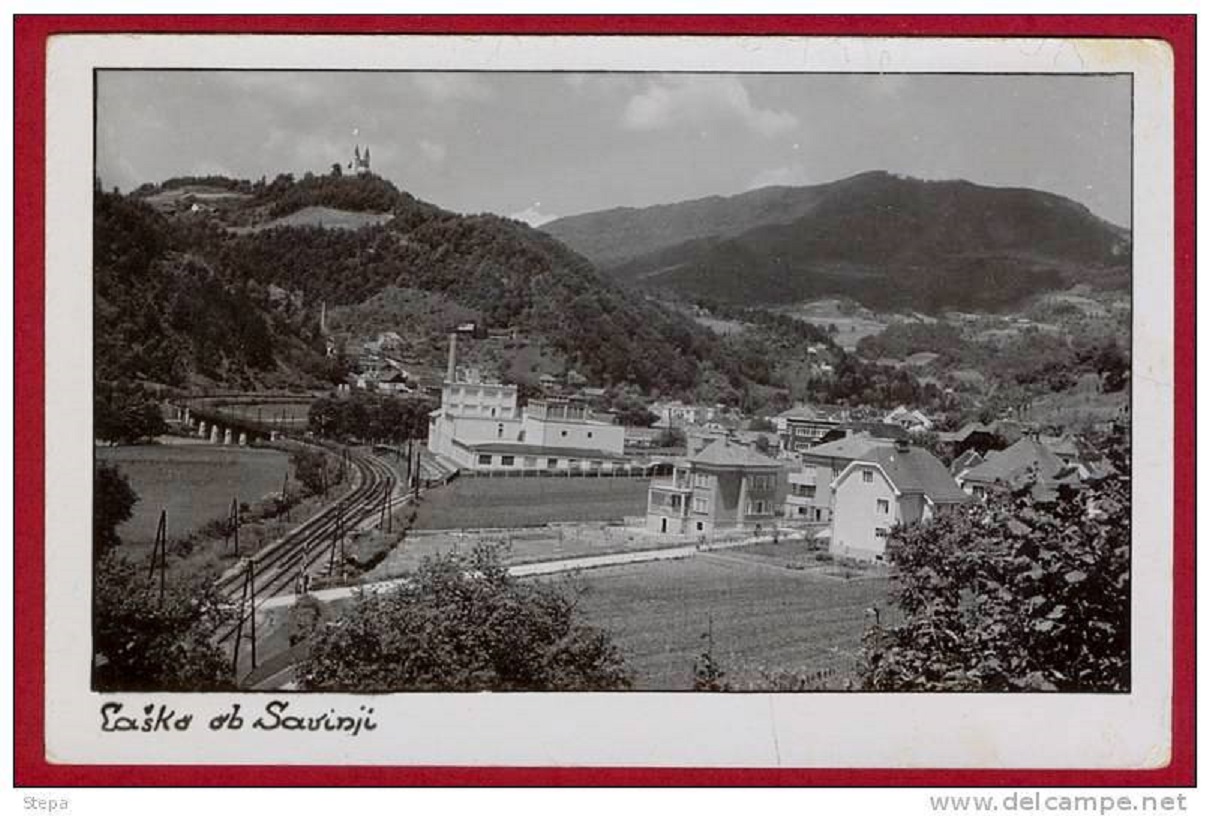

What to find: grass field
left=97, top=444, right=290, bottom=544
left=231, top=206, right=394, bottom=233
left=776, top=299, right=889, bottom=350
left=566, top=556, right=892, bottom=690
left=412, top=476, right=650, bottom=530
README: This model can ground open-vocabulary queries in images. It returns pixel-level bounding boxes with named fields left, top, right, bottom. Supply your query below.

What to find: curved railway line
left=216, top=444, right=401, bottom=645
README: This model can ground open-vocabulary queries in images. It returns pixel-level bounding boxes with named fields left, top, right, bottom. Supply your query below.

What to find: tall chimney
left=446, top=332, right=457, bottom=382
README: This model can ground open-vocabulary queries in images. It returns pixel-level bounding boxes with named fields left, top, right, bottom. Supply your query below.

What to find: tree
left=858, top=458, right=1129, bottom=692
left=291, top=448, right=331, bottom=495
left=94, top=380, right=168, bottom=444
left=748, top=416, right=776, bottom=432
left=94, top=462, right=138, bottom=560
left=615, top=404, right=659, bottom=428
left=92, top=552, right=234, bottom=691
left=753, top=434, right=774, bottom=455
left=652, top=427, right=687, bottom=449
left=297, top=545, right=632, bottom=691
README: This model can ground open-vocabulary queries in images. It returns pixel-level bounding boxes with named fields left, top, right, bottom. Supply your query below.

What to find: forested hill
left=94, top=192, right=341, bottom=390
left=543, top=172, right=1131, bottom=312
left=101, top=171, right=795, bottom=396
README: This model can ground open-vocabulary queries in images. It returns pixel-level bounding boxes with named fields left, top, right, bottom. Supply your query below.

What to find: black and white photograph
left=89, top=65, right=1134, bottom=697
left=30, top=28, right=1182, bottom=773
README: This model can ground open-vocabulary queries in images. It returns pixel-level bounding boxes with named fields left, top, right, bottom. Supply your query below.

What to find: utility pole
left=229, top=497, right=241, bottom=556
left=281, top=470, right=290, bottom=522
left=248, top=557, right=258, bottom=670
left=231, top=559, right=249, bottom=676
left=148, top=509, right=168, bottom=605
left=328, top=502, right=344, bottom=574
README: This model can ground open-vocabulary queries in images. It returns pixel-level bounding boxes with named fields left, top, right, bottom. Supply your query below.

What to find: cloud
left=622, top=76, right=797, bottom=137
left=412, top=73, right=490, bottom=102
left=418, top=139, right=447, bottom=164
left=509, top=205, right=558, bottom=227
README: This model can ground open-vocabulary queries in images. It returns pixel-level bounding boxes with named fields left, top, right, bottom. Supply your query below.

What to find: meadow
left=411, top=475, right=650, bottom=530
left=567, top=555, right=892, bottom=690
left=775, top=298, right=889, bottom=350
left=97, top=443, right=290, bottom=544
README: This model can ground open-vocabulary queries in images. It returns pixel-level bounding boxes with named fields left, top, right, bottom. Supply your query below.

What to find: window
left=875, top=527, right=889, bottom=539
left=693, top=497, right=708, bottom=513
left=490, top=407, right=497, bottom=417
left=547, top=458, right=559, bottom=469
left=862, top=469, right=874, bottom=483
left=568, top=458, right=579, bottom=468
left=696, top=521, right=704, bottom=532
left=587, top=431, right=593, bottom=439
left=797, top=506, right=808, bottom=516
left=501, top=455, right=515, bottom=467
left=477, top=454, right=492, bottom=466
left=749, top=499, right=768, bottom=515
left=694, top=472, right=710, bottom=488
left=523, top=457, right=536, bottom=468
left=561, top=430, right=568, bottom=437
left=876, top=498, right=890, bottom=514
left=497, top=424, right=504, bottom=438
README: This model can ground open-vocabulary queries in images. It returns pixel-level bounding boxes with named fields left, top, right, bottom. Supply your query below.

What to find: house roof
left=854, top=447, right=971, bottom=504
left=689, top=438, right=783, bottom=470
left=462, top=441, right=628, bottom=461
left=950, top=448, right=984, bottom=476
left=821, top=422, right=910, bottom=443
left=959, top=437, right=1067, bottom=486
left=800, top=434, right=895, bottom=461
left=939, top=421, right=999, bottom=443
left=776, top=404, right=848, bottom=421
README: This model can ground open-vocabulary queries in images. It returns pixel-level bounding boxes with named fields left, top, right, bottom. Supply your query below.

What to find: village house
left=938, top=421, right=1005, bottom=454
left=646, top=438, right=788, bottom=536
left=956, top=434, right=1108, bottom=501
left=650, top=400, right=719, bottom=428
left=830, top=440, right=971, bottom=562
left=775, top=404, right=850, bottom=454
left=785, top=434, right=897, bottom=524
left=883, top=405, right=935, bottom=434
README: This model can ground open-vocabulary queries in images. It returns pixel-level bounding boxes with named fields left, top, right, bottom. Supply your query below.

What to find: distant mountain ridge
left=543, top=172, right=1130, bottom=312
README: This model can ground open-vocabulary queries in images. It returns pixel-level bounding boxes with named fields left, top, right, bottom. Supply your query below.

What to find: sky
left=96, top=71, right=1132, bottom=227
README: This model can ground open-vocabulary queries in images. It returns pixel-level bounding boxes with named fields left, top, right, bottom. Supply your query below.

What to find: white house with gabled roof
left=830, top=440, right=971, bottom=562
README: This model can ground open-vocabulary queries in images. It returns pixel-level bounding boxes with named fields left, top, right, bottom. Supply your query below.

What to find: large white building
left=427, top=336, right=626, bottom=473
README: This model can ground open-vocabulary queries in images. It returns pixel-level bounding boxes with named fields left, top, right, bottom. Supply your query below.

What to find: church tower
left=351, top=144, right=372, bottom=175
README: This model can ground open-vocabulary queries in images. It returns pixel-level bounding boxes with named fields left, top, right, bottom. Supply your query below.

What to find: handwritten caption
left=100, top=701, right=378, bottom=736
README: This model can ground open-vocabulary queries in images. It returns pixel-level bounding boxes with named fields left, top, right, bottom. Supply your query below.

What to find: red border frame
left=13, top=14, right=1195, bottom=787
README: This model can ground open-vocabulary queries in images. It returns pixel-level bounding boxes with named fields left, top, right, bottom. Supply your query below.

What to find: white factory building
left=427, top=336, right=627, bottom=473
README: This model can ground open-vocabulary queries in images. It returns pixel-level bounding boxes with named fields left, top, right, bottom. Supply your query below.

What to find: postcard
left=17, top=19, right=1191, bottom=782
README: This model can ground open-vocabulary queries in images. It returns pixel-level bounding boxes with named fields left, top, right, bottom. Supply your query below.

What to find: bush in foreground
left=297, top=545, right=632, bottom=692
left=858, top=462, right=1129, bottom=692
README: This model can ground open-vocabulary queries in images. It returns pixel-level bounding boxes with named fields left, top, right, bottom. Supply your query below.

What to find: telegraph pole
left=229, top=497, right=241, bottom=556
left=248, top=557, right=258, bottom=670
left=148, top=509, right=168, bottom=605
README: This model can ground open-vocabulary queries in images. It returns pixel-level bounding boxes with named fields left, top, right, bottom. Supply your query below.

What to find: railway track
left=216, top=445, right=400, bottom=644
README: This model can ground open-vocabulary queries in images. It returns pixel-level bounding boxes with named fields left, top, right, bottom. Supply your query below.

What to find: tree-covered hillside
left=94, top=192, right=336, bottom=389
left=101, top=172, right=794, bottom=398
left=547, top=172, right=1131, bottom=313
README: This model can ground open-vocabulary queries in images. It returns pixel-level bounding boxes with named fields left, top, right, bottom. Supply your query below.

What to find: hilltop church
left=349, top=145, right=371, bottom=175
